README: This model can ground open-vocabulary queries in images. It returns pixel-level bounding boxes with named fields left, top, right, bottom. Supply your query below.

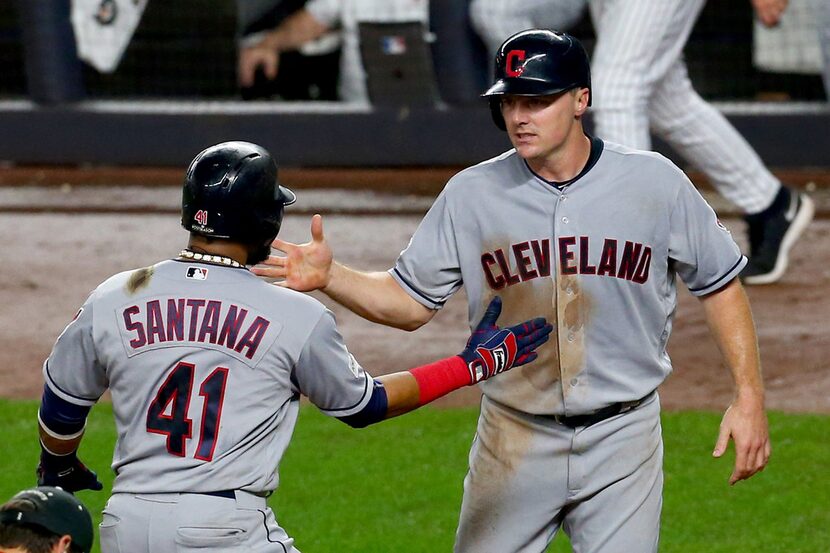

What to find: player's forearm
left=264, top=9, right=330, bottom=52
left=39, top=421, right=83, bottom=455
left=323, top=263, right=435, bottom=330
left=701, top=278, right=765, bottom=402
left=377, top=372, right=422, bottom=418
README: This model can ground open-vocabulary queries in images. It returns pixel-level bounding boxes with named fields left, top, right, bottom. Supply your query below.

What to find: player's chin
left=512, top=142, right=540, bottom=159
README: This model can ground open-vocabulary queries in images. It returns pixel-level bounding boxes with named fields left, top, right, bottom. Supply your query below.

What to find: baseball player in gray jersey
left=588, top=0, right=814, bottom=284
left=34, top=141, right=552, bottom=553
left=255, top=31, right=771, bottom=552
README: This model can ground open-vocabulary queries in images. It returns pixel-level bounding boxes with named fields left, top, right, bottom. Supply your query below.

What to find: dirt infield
left=1, top=207, right=827, bottom=412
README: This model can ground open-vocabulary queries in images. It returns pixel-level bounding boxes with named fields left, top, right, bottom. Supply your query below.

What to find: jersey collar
left=523, top=136, right=604, bottom=190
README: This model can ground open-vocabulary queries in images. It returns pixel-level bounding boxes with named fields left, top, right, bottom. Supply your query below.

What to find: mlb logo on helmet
left=194, top=210, right=209, bottom=226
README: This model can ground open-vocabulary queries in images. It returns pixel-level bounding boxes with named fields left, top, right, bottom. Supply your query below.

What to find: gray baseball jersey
left=391, top=138, right=745, bottom=416
left=44, top=259, right=372, bottom=495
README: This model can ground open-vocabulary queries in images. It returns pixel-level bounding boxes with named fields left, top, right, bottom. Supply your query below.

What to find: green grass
left=1, top=400, right=828, bottom=552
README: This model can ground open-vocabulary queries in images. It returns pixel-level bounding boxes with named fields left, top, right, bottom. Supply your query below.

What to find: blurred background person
left=753, top=0, right=829, bottom=100
left=0, top=487, right=93, bottom=553
left=588, top=0, right=814, bottom=285
left=237, top=0, right=341, bottom=101
left=468, top=0, right=587, bottom=62
left=238, top=0, right=429, bottom=104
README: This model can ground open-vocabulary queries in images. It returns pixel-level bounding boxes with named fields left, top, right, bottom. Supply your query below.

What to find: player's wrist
left=39, top=441, right=77, bottom=471
left=408, top=356, right=474, bottom=406
left=733, top=387, right=765, bottom=407
left=320, top=262, right=339, bottom=292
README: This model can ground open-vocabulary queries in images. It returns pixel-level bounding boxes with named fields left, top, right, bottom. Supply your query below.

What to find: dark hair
left=0, top=499, right=61, bottom=553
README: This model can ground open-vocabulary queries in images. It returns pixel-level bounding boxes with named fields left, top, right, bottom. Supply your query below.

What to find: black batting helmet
left=0, top=486, right=94, bottom=553
left=482, top=29, right=592, bottom=130
left=181, top=141, right=296, bottom=248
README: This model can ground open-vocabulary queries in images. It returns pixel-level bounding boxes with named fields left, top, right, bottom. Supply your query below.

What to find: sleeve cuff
left=687, top=256, right=747, bottom=296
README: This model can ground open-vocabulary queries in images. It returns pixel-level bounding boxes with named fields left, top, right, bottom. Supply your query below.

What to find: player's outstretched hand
left=712, top=395, right=771, bottom=485
left=252, top=214, right=333, bottom=292
left=37, top=449, right=103, bottom=493
left=460, top=297, right=552, bottom=384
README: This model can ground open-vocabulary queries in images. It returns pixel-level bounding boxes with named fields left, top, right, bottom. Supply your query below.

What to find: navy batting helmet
left=181, top=141, right=296, bottom=248
left=0, top=486, right=94, bottom=553
left=482, top=29, right=592, bottom=130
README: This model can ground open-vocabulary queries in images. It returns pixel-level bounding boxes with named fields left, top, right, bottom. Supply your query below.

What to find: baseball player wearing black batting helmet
left=257, top=29, right=771, bottom=553
left=35, top=140, right=551, bottom=552
left=483, top=29, right=591, bottom=130
left=0, top=486, right=93, bottom=553
left=181, top=141, right=297, bottom=266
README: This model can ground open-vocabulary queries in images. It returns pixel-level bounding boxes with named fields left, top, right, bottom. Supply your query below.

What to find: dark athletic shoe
left=741, top=186, right=814, bottom=285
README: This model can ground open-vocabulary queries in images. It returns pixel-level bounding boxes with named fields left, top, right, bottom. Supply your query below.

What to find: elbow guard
left=338, top=380, right=389, bottom=428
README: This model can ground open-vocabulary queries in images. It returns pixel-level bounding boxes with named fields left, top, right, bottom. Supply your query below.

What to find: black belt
left=545, top=391, right=655, bottom=429
left=202, top=490, right=236, bottom=499
left=200, top=490, right=272, bottom=499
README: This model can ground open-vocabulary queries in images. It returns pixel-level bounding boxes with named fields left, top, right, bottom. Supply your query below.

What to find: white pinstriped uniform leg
left=589, top=0, right=781, bottom=214
left=817, top=0, right=830, bottom=96
left=470, top=0, right=588, bottom=60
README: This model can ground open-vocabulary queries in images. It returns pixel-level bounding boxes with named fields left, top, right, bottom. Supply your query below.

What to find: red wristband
left=409, top=355, right=471, bottom=406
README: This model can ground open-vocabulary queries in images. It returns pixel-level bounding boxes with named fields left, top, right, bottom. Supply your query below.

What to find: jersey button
left=567, top=333, right=575, bottom=342
left=570, top=378, right=579, bottom=386
left=566, top=287, right=574, bottom=295
left=562, top=216, right=569, bottom=224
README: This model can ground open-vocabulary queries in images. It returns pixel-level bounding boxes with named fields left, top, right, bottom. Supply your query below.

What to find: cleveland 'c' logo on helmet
left=505, top=49, right=526, bottom=77
left=194, top=210, right=208, bottom=226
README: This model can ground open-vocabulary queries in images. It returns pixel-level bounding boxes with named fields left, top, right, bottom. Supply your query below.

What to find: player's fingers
left=729, top=439, right=754, bottom=485
left=254, top=254, right=287, bottom=268
left=712, top=424, right=730, bottom=457
left=264, top=52, right=278, bottom=81
left=251, top=265, right=287, bottom=279
left=514, top=352, right=538, bottom=367
left=238, top=51, right=260, bottom=87
left=271, top=238, right=297, bottom=254
left=518, top=325, right=553, bottom=346
left=310, top=214, right=325, bottom=243
left=755, top=438, right=769, bottom=472
left=510, top=317, right=548, bottom=335
left=478, top=297, right=502, bottom=328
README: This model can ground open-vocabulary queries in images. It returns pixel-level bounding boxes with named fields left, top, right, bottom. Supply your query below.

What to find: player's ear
left=573, top=88, right=590, bottom=116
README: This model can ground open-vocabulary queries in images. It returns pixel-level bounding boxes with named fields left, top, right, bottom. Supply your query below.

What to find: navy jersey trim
left=391, top=268, right=447, bottom=307
left=525, top=136, right=604, bottom=189
left=338, top=380, right=389, bottom=428
left=319, top=373, right=372, bottom=413
left=44, top=361, right=100, bottom=404
left=258, top=509, right=288, bottom=551
left=688, top=256, right=744, bottom=293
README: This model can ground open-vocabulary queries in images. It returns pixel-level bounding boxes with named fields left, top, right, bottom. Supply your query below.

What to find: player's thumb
left=479, top=296, right=502, bottom=328
left=311, top=214, right=325, bottom=243
left=712, top=425, right=730, bottom=457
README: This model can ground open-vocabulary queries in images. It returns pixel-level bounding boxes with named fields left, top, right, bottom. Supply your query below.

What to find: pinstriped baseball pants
left=589, top=0, right=781, bottom=214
